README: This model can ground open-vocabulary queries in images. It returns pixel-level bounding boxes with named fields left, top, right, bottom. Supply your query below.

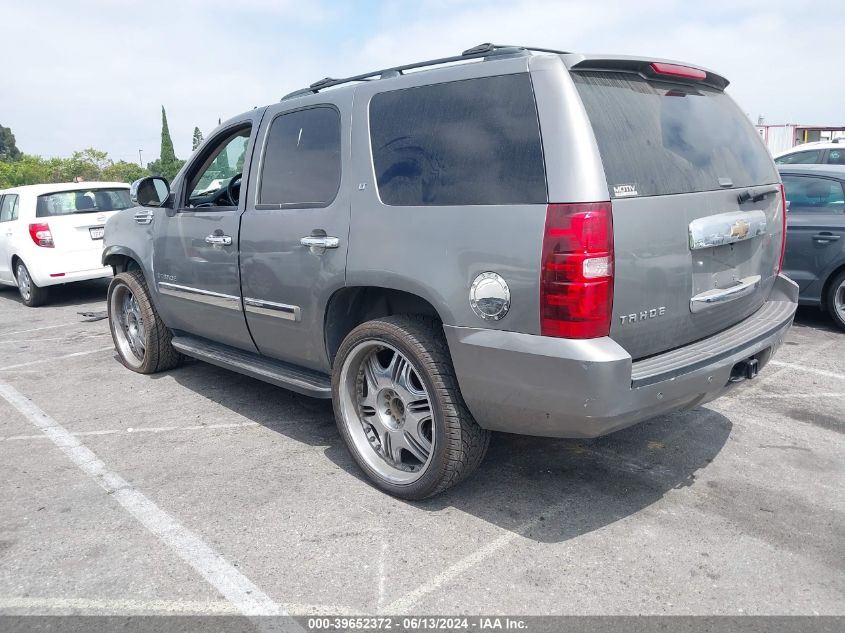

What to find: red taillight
left=650, top=62, right=707, bottom=80
left=540, top=202, right=614, bottom=338
left=28, top=223, right=54, bottom=248
left=777, top=183, right=787, bottom=273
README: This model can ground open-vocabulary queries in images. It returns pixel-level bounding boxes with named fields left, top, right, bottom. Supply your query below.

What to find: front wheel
left=826, top=270, right=845, bottom=331
left=15, top=261, right=48, bottom=307
left=107, top=270, right=182, bottom=373
left=332, top=316, right=490, bottom=500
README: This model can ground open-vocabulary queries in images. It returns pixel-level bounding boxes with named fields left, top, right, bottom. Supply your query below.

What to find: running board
left=171, top=336, right=332, bottom=398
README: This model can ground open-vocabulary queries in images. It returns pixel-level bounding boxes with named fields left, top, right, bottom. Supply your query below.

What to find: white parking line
left=0, top=322, right=81, bottom=337
left=384, top=501, right=568, bottom=613
left=1, top=421, right=260, bottom=442
left=0, top=347, right=114, bottom=371
left=0, top=378, right=285, bottom=617
left=769, top=360, right=845, bottom=381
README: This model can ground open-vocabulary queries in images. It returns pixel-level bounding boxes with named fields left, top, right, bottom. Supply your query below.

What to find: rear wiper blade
left=737, top=185, right=779, bottom=204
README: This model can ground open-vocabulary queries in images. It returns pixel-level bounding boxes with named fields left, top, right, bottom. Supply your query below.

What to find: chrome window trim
left=243, top=297, right=301, bottom=321
left=158, top=282, right=242, bottom=311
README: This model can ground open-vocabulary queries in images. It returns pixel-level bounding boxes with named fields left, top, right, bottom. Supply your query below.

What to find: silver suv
left=103, top=44, right=798, bottom=499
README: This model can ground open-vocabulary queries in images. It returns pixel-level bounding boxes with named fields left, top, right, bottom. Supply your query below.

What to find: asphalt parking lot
left=0, top=279, right=842, bottom=617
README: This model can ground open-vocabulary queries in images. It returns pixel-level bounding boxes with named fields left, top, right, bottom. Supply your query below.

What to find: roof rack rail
left=281, top=43, right=568, bottom=101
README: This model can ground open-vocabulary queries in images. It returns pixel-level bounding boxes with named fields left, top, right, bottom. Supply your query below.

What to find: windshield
left=36, top=188, right=132, bottom=217
left=572, top=72, right=778, bottom=197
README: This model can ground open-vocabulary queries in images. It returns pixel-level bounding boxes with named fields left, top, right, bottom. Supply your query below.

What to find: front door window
left=185, top=128, right=251, bottom=207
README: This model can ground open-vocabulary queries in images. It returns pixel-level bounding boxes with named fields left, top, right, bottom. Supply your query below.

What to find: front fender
left=102, top=207, right=158, bottom=296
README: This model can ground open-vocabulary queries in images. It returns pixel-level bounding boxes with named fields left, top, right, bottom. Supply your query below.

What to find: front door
left=152, top=116, right=262, bottom=351
left=239, top=95, right=351, bottom=372
left=781, top=173, right=845, bottom=297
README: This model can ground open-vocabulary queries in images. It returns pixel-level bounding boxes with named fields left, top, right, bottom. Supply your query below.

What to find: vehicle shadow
left=793, top=305, right=839, bottom=333
left=0, top=278, right=109, bottom=308
left=161, top=359, right=731, bottom=544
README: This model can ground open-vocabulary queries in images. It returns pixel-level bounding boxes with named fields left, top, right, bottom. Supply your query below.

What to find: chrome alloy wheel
left=16, top=264, right=31, bottom=302
left=835, top=278, right=845, bottom=322
left=110, top=283, right=146, bottom=367
left=338, top=341, right=435, bottom=484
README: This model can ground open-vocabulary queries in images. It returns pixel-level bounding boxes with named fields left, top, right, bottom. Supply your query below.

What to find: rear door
left=571, top=69, right=783, bottom=359
left=781, top=173, right=845, bottom=296
left=239, top=94, right=351, bottom=372
left=0, top=193, right=16, bottom=282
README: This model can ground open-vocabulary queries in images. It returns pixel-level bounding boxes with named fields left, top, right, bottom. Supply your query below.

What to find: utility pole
left=138, top=149, right=143, bottom=166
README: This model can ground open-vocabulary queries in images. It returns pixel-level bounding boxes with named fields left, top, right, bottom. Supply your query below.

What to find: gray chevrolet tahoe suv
left=103, top=44, right=798, bottom=499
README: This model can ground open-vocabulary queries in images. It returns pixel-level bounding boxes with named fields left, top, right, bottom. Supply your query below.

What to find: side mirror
left=130, top=176, right=171, bottom=208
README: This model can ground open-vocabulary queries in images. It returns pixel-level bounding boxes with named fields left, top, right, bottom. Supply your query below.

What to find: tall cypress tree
left=148, top=106, right=183, bottom=181
left=192, top=126, right=204, bottom=151
left=160, top=106, right=177, bottom=165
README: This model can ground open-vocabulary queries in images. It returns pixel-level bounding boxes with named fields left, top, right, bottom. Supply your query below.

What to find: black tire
left=15, top=261, right=49, bottom=307
left=332, top=315, right=490, bottom=500
left=826, top=269, right=845, bottom=331
left=107, top=270, right=182, bottom=373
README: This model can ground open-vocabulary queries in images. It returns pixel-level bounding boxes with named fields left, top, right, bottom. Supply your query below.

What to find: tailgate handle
left=813, top=232, right=841, bottom=243
left=690, top=275, right=761, bottom=313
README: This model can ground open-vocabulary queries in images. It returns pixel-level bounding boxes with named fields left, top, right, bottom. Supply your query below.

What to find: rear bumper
left=25, top=249, right=112, bottom=287
left=445, top=274, right=798, bottom=438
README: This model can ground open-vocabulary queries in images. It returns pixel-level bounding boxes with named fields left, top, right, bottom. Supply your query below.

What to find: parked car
left=779, top=164, right=845, bottom=330
left=103, top=44, right=797, bottom=499
left=0, top=182, right=132, bottom=306
left=774, top=140, right=845, bottom=166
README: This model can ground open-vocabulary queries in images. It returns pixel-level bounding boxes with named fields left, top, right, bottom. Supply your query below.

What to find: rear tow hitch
left=730, top=358, right=759, bottom=383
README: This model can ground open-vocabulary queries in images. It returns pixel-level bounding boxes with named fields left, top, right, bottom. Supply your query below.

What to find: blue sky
left=3, top=0, right=843, bottom=164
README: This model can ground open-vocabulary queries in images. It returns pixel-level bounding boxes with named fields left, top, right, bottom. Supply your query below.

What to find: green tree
left=64, top=148, right=110, bottom=181
left=0, top=124, right=22, bottom=161
left=102, top=160, right=150, bottom=183
left=148, top=106, right=183, bottom=181
left=192, top=126, right=204, bottom=151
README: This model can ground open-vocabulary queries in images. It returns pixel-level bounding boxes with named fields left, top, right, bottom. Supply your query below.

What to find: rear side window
left=782, top=175, right=845, bottom=214
left=258, top=107, right=341, bottom=207
left=36, top=188, right=131, bottom=217
left=573, top=72, right=778, bottom=197
left=827, top=148, right=845, bottom=165
left=776, top=150, right=823, bottom=165
left=369, top=74, right=546, bottom=206
left=0, top=194, right=19, bottom=222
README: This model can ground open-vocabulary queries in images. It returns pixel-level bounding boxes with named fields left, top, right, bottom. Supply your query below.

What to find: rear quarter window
left=572, top=72, right=778, bottom=197
left=369, top=73, right=546, bottom=206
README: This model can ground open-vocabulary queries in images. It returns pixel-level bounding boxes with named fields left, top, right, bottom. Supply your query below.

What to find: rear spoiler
left=561, top=53, right=729, bottom=91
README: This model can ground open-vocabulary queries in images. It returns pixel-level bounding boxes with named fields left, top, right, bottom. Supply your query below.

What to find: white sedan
left=0, top=181, right=131, bottom=306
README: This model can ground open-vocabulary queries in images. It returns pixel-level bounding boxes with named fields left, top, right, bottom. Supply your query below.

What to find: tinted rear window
left=369, top=73, right=546, bottom=206
left=37, top=188, right=131, bottom=217
left=573, top=72, right=778, bottom=197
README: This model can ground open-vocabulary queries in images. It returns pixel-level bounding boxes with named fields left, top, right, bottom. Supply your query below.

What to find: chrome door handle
left=300, top=236, right=340, bottom=249
left=205, top=234, right=232, bottom=245
left=812, top=232, right=841, bottom=243
left=689, top=275, right=761, bottom=313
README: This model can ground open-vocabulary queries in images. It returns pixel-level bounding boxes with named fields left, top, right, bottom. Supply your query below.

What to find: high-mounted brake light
left=29, top=223, right=54, bottom=248
left=540, top=202, right=614, bottom=339
left=650, top=62, right=706, bottom=80
left=777, top=183, right=787, bottom=273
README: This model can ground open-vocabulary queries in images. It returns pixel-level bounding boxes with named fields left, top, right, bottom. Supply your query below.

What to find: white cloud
left=2, top=0, right=842, bottom=163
